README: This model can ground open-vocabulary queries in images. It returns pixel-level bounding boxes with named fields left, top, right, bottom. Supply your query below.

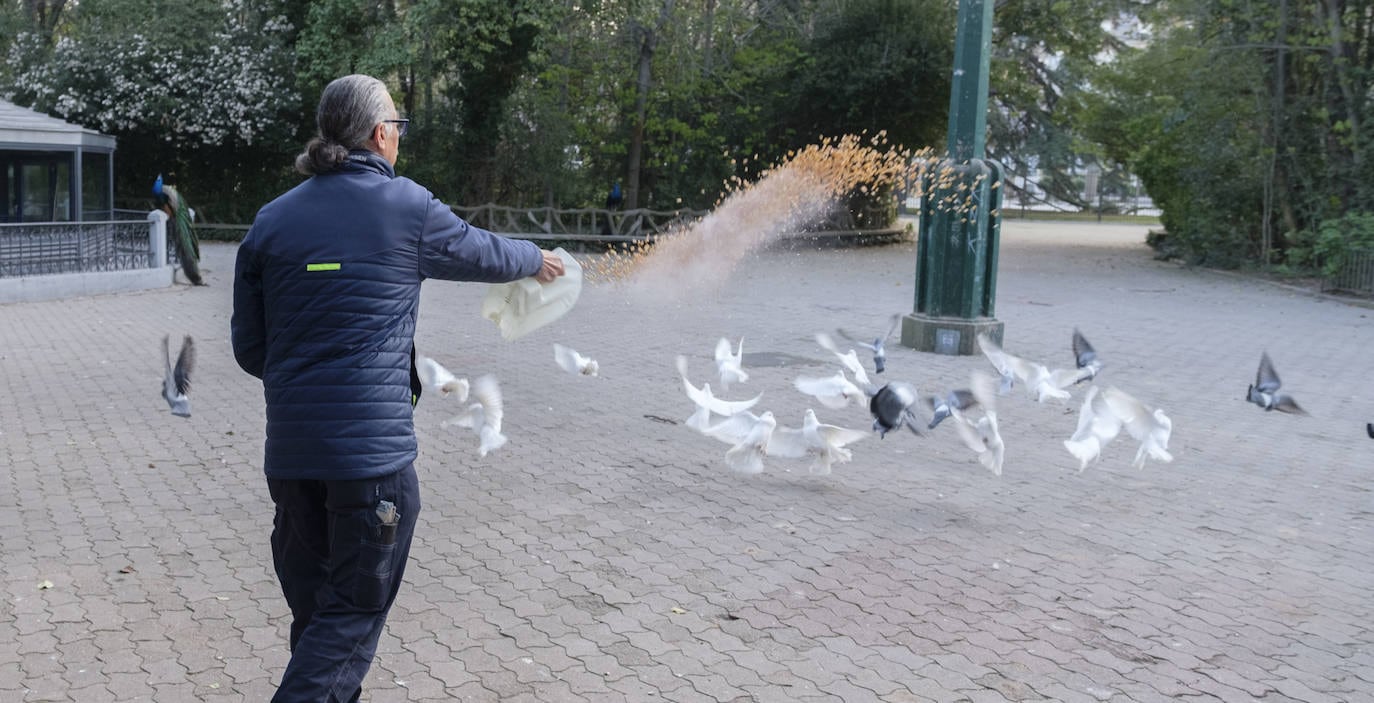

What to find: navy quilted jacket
left=230, top=152, right=542, bottom=480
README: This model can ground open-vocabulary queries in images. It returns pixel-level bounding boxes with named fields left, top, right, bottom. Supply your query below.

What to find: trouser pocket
left=355, top=536, right=396, bottom=610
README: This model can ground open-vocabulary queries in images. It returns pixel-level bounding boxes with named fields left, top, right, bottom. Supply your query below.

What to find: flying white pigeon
left=161, top=334, right=195, bottom=418
left=702, top=410, right=777, bottom=474
left=769, top=409, right=870, bottom=475
left=676, top=355, right=762, bottom=431
left=417, top=355, right=469, bottom=400
left=714, top=337, right=748, bottom=390
left=836, top=313, right=902, bottom=374
left=977, top=332, right=1088, bottom=402
left=949, top=372, right=1005, bottom=476
left=553, top=343, right=599, bottom=377
left=441, top=374, right=507, bottom=457
left=815, top=332, right=872, bottom=386
left=1246, top=352, right=1306, bottom=415
left=793, top=369, right=866, bottom=410
left=1063, top=385, right=1173, bottom=471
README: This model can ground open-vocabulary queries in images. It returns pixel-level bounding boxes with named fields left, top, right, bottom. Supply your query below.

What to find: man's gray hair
left=295, top=75, right=393, bottom=176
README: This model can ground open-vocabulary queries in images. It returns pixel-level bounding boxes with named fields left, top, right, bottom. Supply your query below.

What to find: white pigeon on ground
left=1063, top=385, right=1173, bottom=471
left=793, top=369, right=867, bottom=410
left=417, top=355, right=470, bottom=400
left=836, top=313, right=902, bottom=374
left=714, top=337, right=748, bottom=390
left=161, top=334, right=195, bottom=418
left=949, top=372, right=1005, bottom=476
left=553, top=343, right=599, bottom=377
left=702, top=410, right=777, bottom=474
left=676, top=355, right=762, bottom=431
left=440, top=374, right=507, bottom=457
left=815, top=332, right=872, bottom=386
left=977, top=332, right=1087, bottom=402
left=769, top=409, right=870, bottom=475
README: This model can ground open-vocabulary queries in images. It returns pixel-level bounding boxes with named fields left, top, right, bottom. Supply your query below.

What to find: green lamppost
left=900, top=0, right=1004, bottom=355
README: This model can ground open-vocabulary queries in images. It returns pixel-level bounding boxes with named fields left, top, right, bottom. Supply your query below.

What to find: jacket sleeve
left=230, top=240, right=267, bottom=379
left=418, top=193, right=543, bottom=283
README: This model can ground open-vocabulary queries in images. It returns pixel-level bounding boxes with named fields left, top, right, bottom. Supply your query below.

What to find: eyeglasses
left=383, top=119, right=409, bottom=138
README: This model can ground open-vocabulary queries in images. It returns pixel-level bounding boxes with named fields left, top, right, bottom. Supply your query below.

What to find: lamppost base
left=900, top=314, right=1003, bottom=356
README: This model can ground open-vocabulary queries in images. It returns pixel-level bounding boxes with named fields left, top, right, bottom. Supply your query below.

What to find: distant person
left=230, top=74, right=564, bottom=702
left=153, top=174, right=204, bottom=285
left=601, top=182, right=623, bottom=235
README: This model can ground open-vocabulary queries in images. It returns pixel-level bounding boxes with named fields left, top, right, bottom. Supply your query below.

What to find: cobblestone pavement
left=1, top=220, right=1372, bottom=702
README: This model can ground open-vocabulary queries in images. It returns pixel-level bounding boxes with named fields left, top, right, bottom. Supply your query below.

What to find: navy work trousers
left=266, top=464, right=420, bottom=702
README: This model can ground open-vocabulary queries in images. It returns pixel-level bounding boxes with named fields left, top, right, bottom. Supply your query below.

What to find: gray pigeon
left=923, top=388, right=977, bottom=430
left=1072, top=328, right=1103, bottom=383
left=838, top=313, right=901, bottom=374
left=1246, top=352, right=1306, bottom=415
left=162, top=335, right=195, bottom=417
left=868, top=382, right=923, bottom=438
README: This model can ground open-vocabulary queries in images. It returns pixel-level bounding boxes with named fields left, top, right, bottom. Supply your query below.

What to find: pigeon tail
left=1132, top=441, right=1173, bottom=469
left=685, top=406, right=712, bottom=432
left=1064, top=437, right=1101, bottom=472
left=724, top=444, right=765, bottom=474
left=978, top=448, right=1003, bottom=476
left=478, top=427, right=508, bottom=457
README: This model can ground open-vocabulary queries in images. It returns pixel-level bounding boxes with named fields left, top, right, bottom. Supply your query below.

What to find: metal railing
left=0, top=219, right=166, bottom=278
left=450, top=204, right=708, bottom=239
left=1328, top=249, right=1374, bottom=295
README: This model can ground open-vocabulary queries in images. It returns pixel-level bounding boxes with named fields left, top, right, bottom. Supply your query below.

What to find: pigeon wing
left=703, top=411, right=761, bottom=445
left=1101, top=386, right=1167, bottom=444
left=843, top=352, right=872, bottom=386
left=794, top=373, right=857, bottom=409
left=968, top=372, right=999, bottom=414
left=766, top=425, right=809, bottom=458
left=714, top=337, right=734, bottom=364
left=815, top=422, right=870, bottom=449
left=442, top=403, right=485, bottom=430
left=880, top=313, right=902, bottom=344
left=470, top=374, right=503, bottom=431
left=952, top=415, right=990, bottom=456
left=835, top=328, right=879, bottom=352
left=173, top=336, right=195, bottom=395
left=1272, top=394, right=1307, bottom=415
left=1255, top=353, right=1282, bottom=394
left=1072, top=329, right=1097, bottom=369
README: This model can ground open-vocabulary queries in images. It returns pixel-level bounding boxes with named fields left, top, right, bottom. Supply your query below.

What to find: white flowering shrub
left=3, top=3, right=298, bottom=150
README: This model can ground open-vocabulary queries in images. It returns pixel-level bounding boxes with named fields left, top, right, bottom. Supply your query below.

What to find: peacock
left=154, top=174, right=204, bottom=286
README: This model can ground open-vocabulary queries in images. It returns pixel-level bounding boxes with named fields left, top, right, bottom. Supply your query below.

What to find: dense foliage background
left=5, top=0, right=1373, bottom=271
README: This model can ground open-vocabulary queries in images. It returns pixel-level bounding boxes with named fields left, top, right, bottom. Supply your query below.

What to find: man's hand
left=534, top=250, right=566, bottom=283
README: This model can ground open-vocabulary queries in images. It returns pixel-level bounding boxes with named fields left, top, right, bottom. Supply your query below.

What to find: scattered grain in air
left=583, top=134, right=980, bottom=298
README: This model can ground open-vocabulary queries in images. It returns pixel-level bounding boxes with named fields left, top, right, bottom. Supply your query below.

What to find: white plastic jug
left=481, top=248, right=582, bottom=341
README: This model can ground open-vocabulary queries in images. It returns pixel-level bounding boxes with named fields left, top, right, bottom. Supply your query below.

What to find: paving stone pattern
left=1, top=220, right=1371, bottom=702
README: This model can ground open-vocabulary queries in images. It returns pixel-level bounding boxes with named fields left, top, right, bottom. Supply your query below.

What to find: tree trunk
left=625, top=0, right=676, bottom=211
left=23, top=0, right=70, bottom=44
left=703, top=0, right=717, bottom=75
